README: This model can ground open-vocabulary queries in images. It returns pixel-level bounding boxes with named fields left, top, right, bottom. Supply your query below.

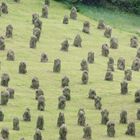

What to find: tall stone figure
left=7, top=87, right=14, bottom=99
left=19, top=62, right=27, bottom=74
left=107, top=121, right=115, bottom=137
left=130, top=36, right=138, bottom=48
left=61, top=39, right=69, bottom=52
left=101, top=109, right=109, bottom=125
left=135, top=89, right=140, bottom=103
left=34, top=129, right=42, bottom=140
left=53, top=59, right=61, bottom=73
left=7, top=50, right=15, bottom=61
left=59, top=124, right=67, bottom=140
left=70, top=7, right=77, bottom=20
left=1, top=127, right=9, bottom=139
left=63, top=15, right=69, bottom=24
left=137, top=109, right=140, bottom=120
left=124, top=69, right=132, bottom=81
left=120, top=81, right=128, bottom=95
left=38, top=95, right=45, bottom=111
left=131, top=57, right=140, bottom=71
left=36, top=115, right=44, bottom=130
left=13, top=117, right=20, bottom=130
left=32, top=13, right=39, bottom=24
left=104, top=26, right=112, bottom=38
left=34, top=18, right=42, bottom=30
left=117, top=57, right=125, bottom=70
left=82, top=21, right=90, bottom=34
left=23, top=108, right=31, bottom=121
left=73, top=34, right=82, bottom=48
left=30, top=77, right=39, bottom=89
left=110, top=37, right=118, bottom=49
left=35, top=88, right=44, bottom=100
left=97, top=20, right=106, bottom=29
left=107, top=57, right=114, bottom=71
left=120, top=110, right=127, bottom=124
left=63, top=87, right=71, bottom=101
left=94, top=96, right=102, bottom=110
left=82, top=71, right=88, bottom=84
left=57, top=112, right=65, bottom=127
left=6, top=25, right=13, bottom=38
left=58, top=95, right=66, bottom=110
left=0, top=109, right=4, bottom=121
left=80, top=59, right=88, bottom=71
left=1, top=91, right=9, bottom=105
left=105, top=71, right=113, bottom=81
left=1, top=73, right=10, bottom=87
left=77, top=109, right=86, bottom=126
left=1, top=2, right=8, bottom=14
left=30, top=35, right=37, bottom=48
left=87, top=51, right=94, bottom=64
left=61, top=76, right=69, bottom=88
left=42, top=5, right=48, bottom=18
left=0, top=36, right=5, bottom=50
left=125, top=122, right=135, bottom=136
left=33, top=27, right=41, bottom=41
left=83, top=124, right=92, bottom=140
left=102, top=44, right=109, bottom=57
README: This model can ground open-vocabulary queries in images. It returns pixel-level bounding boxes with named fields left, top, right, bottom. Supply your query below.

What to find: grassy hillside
left=0, top=0, right=140, bottom=140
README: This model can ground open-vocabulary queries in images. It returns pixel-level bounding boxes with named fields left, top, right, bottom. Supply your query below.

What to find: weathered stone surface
left=0, top=36, right=5, bottom=50
left=87, top=52, right=94, bottom=64
left=120, top=110, right=127, bottom=124
left=13, top=117, right=20, bottom=130
left=82, top=71, right=88, bottom=84
left=102, top=44, right=109, bottom=57
left=88, top=89, right=96, bottom=99
left=82, top=21, right=90, bottom=34
left=42, top=5, right=48, bottom=18
left=63, top=87, right=71, bottom=101
left=1, top=127, right=9, bottom=139
left=110, top=37, right=118, bottom=49
left=117, top=57, right=125, bottom=70
left=135, top=89, right=140, bottom=103
left=38, top=95, right=45, bottom=111
left=120, top=81, right=128, bottom=95
left=125, top=122, right=135, bottom=136
left=130, top=36, right=138, bottom=48
left=104, top=26, right=112, bottom=38
left=59, top=124, right=67, bottom=140
left=97, top=20, right=105, bottom=29
left=23, top=108, right=31, bottom=121
left=40, top=53, right=48, bottom=63
left=124, top=69, right=132, bottom=81
left=131, top=57, right=140, bottom=71
left=61, top=39, right=69, bottom=52
left=7, top=50, right=15, bottom=61
left=70, top=7, right=77, bottom=20
left=63, top=15, right=69, bottom=24
left=73, top=34, right=82, bottom=48
left=101, top=109, right=109, bottom=125
left=107, top=121, right=115, bottom=137
left=77, top=108, right=86, bottom=126
left=58, top=95, right=66, bottom=110
left=53, top=59, right=61, bottom=73
left=94, top=96, right=102, bottom=110
left=57, top=112, right=65, bottom=127
left=6, top=24, right=13, bottom=38
left=36, top=115, right=44, bottom=130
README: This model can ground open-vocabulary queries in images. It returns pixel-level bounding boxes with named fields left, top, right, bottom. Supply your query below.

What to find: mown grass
left=0, top=0, right=140, bottom=140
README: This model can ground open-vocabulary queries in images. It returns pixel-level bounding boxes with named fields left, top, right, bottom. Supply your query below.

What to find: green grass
left=0, top=0, right=140, bottom=140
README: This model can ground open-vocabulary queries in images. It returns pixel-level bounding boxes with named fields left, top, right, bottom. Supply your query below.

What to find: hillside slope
left=0, top=0, right=140, bottom=140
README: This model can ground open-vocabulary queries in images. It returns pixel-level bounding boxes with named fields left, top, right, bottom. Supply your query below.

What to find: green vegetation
left=0, top=0, right=140, bottom=140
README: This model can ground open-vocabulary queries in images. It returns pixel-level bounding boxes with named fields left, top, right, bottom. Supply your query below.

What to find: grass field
left=0, top=0, right=140, bottom=140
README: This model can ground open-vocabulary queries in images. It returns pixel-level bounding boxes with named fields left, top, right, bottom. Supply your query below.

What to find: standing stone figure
left=0, top=109, right=4, bottom=121
left=135, top=89, right=140, bottom=103
left=94, top=96, right=102, bottom=110
left=81, top=59, right=88, bottom=71
left=63, top=15, right=69, bottom=24
left=13, top=117, right=20, bottom=130
left=82, top=71, right=88, bottom=84
left=1, top=128, right=9, bottom=139
left=34, top=18, right=42, bottom=30
left=7, top=87, right=14, bottom=99
left=53, top=59, right=61, bottom=73
left=40, top=53, right=48, bottom=63
left=82, top=21, right=90, bottom=34
left=58, top=95, right=66, bottom=110
left=105, top=71, right=113, bottom=81
left=130, top=36, right=138, bottom=48
left=97, top=20, right=106, bottom=29
left=107, top=121, right=115, bottom=137
left=23, top=108, right=31, bottom=121
left=102, top=44, right=109, bottom=57
left=0, top=36, right=5, bottom=50
left=63, top=87, right=71, bottom=101
left=6, top=25, right=13, bottom=38
left=61, top=39, right=69, bottom=52
left=7, top=50, right=15, bottom=61
left=87, top=51, right=94, bottom=64
left=42, top=5, right=48, bottom=18
left=57, top=112, right=65, bottom=127
left=117, top=57, right=125, bottom=70
left=131, top=58, right=140, bottom=71
left=73, top=34, right=82, bottom=48
left=34, top=129, right=42, bottom=140
left=120, top=110, right=127, bottom=124
left=30, top=77, right=39, bottom=89
left=1, top=91, right=9, bottom=105
left=38, top=95, right=45, bottom=111
left=59, top=124, right=67, bottom=140
left=124, top=69, right=132, bottom=81
left=70, top=7, right=77, bottom=20
left=1, top=2, right=8, bottom=14
left=125, top=122, right=135, bottom=136
left=61, top=76, right=69, bottom=88
left=104, top=26, right=112, bottom=38
left=35, top=88, right=44, bottom=100
left=33, top=27, right=41, bottom=41
left=120, top=81, right=128, bottom=95
left=19, top=62, right=27, bottom=74
left=77, top=109, right=86, bottom=126
left=30, top=35, right=37, bottom=48
left=137, top=109, right=140, bottom=120
left=1, top=73, right=10, bottom=87
left=36, top=115, right=44, bottom=130
left=107, top=57, right=114, bottom=71
left=110, top=37, right=118, bottom=49
left=83, top=124, right=92, bottom=140
left=88, top=89, right=96, bottom=99
left=101, top=109, right=109, bottom=125
left=32, top=13, right=39, bottom=24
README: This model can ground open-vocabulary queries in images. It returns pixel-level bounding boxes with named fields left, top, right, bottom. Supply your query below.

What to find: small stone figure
left=42, top=5, right=48, bottom=18
left=38, top=95, right=45, bottom=111
left=70, top=7, right=77, bottom=20
left=120, top=81, right=128, bottom=95
left=125, top=122, right=135, bottom=136
left=23, top=108, right=31, bottom=121
left=77, top=109, right=86, bottom=126
left=53, top=59, right=61, bottom=73
left=57, top=112, right=65, bottom=127
left=124, top=69, right=132, bottom=81
left=34, top=18, right=42, bottom=30
left=30, top=77, right=39, bottom=89
left=33, top=27, right=41, bottom=41
left=36, top=115, right=44, bottom=130
left=1, top=73, right=10, bottom=87
left=30, top=35, right=37, bottom=48
left=131, top=57, right=140, bottom=71
left=63, top=87, right=71, bottom=101
left=120, top=110, right=127, bottom=124
left=0, top=109, right=4, bottom=121
left=61, top=76, right=69, bottom=88
left=107, top=57, right=114, bottom=71
left=63, top=15, right=69, bottom=24
left=81, top=59, right=88, bottom=71
left=97, top=20, right=105, bottom=29
left=104, top=26, right=112, bottom=38
left=1, top=128, right=9, bottom=139
left=1, top=2, right=8, bottom=14
left=59, top=124, right=67, bottom=140
left=7, top=50, right=15, bottom=61
left=117, top=57, right=125, bottom=70
left=0, top=36, right=5, bottom=50
left=105, top=71, right=113, bottom=81
left=88, top=89, right=96, bottom=99
left=87, top=51, right=94, bottom=64
left=13, top=117, right=20, bottom=130
left=40, top=53, right=48, bottom=63
left=82, top=71, right=88, bottom=84
left=94, top=96, right=102, bottom=110
left=101, top=109, right=109, bottom=125
left=1, top=91, right=9, bottom=105
left=19, top=62, right=27, bottom=74
left=135, top=89, right=140, bottom=103
left=102, top=44, right=109, bottom=57
left=32, top=13, right=39, bottom=24
left=73, top=34, right=82, bottom=48
left=130, top=36, right=138, bottom=48
left=83, top=124, right=92, bottom=139
left=110, top=37, right=118, bottom=49
left=82, top=21, right=90, bottom=34
left=58, top=95, right=66, bottom=110
left=34, top=129, right=42, bottom=140
left=107, top=121, right=115, bottom=137
left=7, top=87, right=14, bottom=99
left=137, top=109, right=140, bottom=120
left=61, top=39, right=69, bottom=52
left=6, top=24, right=13, bottom=38
left=35, top=88, right=44, bottom=100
